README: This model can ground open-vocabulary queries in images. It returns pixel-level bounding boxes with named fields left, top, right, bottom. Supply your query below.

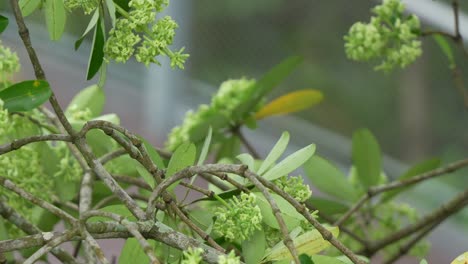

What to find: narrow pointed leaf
left=0, top=80, right=52, bottom=112
left=106, top=0, right=117, bottom=27
left=235, top=56, right=303, bottom=120
left=45, top=0, right=66, bottom=40
left=381, top=158, right=441, bottom=202
left=451, top=251, right=468, bottom=264
left=307, top=197, right=349, bottom=216
left=136, top=164, right=155, bottom=189
left=255, top=89, right=323, bottom=120
left=258, top=131, right=290, bottom=175
left=140, top=138, right=165, bottom=169
left=0, top=15, right=8, bottom=34
left=433, top=35, right=455, bottom=69
left=304, top=156, right=357, bottom=201
left=75, top=9, right=99, bottom=51
left=263, top=144, right=316, bottom=181
left=19, top=0, right=41, bottom=17
left=166, top=142, right=196, bottom=177
left=197, top=127, right=212, bottom=166
left=65, top=84, right=105, bottom=118
left=237, top=153, right=255, bottom=171
left=86, top=17, right=105, bottom=80
left=352, top=129, right=381, bottom=189
left=264, top=227, right=339, bottom=262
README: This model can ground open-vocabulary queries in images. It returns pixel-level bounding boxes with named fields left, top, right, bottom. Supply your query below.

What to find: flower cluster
left=273, top=176, right=312, bottom=202
left=218, top=251, right=241, bottom=264
left=0, top=41, right=21, bottom=88
left=166, top=78, right=257, bottom=151
left=344, top=0, right=422, bottom=72
left=181, top=247, right=203, bottom=264
left=213, top=192, right=262, bottom=241
left=103, top=0, right=189, bottom=68
left=64, top=0, right=99, bottom=15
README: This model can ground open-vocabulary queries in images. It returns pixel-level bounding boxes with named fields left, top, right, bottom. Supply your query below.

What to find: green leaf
left=89, top=205, right=135, bottom=222
left=299, top=254, right=315, bottom=264
left=136, top=164, right=155, bottom=189
left=419, top=259, right=428, bottom=264
left=304, top=156, right=357, bottom=202
left=381, top=158, right=441, bottom=202
left=75, top=9, right=100, bottom=51
left=45, top=0, right=66, bottom=41
left=0, top=80, right=52, bottom=112
left=255, top=193, right=300, bottom=229
left=263, top=144, right=316, bottom=181
left=105, top=0, right=117, bottom=27
left=307, top=197, right=349, bottom=216
left=255, top=89, right=323, bottom=120
left=166, top=142, right=196, bottom=177
left=19, top=0, right=41, bottom=17
left=216, top=136, right=240, bottom=160
left=119, top=238, right=155, bottom=264
left=352, top=129, right=381, bottom=189
left=65, top=84, right=105, bottom=118
left=450, top=252, right=468, bottom=264
left=258, top=131, right=290, bottom=175
left=87, top=17, right=105, bottom=80
left=54, top=175, right=79, bottom=201
left=242, top=229, right=266, bottom=264
left=237, top=153, right=255, bottom=171
left=0, top=15, right=8, bottom=34
left=197, top=126, right=212, bottom=166
left=264, top=227, right=339, bottom=262
left=311, top=255, right=347, bottom=264
left=235, top=56, right=303, bottom=121
left=433, top=35, right=455, bottom=69
left=140, top=137, right=165, bottom=169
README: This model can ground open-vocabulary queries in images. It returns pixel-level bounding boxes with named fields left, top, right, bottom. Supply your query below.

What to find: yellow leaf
left=451, top=251, right=468, bottom=264
left=255, top=89, right=323, bottom=120
left=263, top=226, right=339, bottom=262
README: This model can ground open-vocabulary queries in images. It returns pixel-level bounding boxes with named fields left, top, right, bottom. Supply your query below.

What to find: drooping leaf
left=450, top=252, right=468, bottom=264
left=258, top=131, right=290, bottom=175
left=45, top=0, right=66, bottom=40
left=19, top=0, right=41, bottom=17
left=243, top=229, right=266, bottom=264
left=255, top=89, right=323, bottom=120
left=263, top=227, right=339, bottom=262
left=352, top=129, right=381, bottom=190
left=381, top=158, right=441, bottom=202
left=166, top=142, right=196, bottom=177
left=75, top=9, right=100, bottom=51
left=86, top=17, right=105, bottom=80
left=119, top=238, right=155, bottom=264
left=0, top=15, right=8, bottom=34
left=105, top=0, right=117, bottom=27
left=197, top=126, right=212, bottom=166
left=0, top=80, right=52, bottom=112
left=304, top=156, right=357, bottom=202
left=433, top=35, right=455, bottom=69
left=235, top=56, right=303, bottom=121
left=307, top=197, right=349, bottom=216
left=65, top=84, right=105, bottom=118
left=263, top=144, right=316, bottom=181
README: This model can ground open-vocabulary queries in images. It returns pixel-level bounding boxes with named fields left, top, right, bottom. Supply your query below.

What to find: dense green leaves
left=258, top=131, right=290, bottom=175
left=0, top=15, right=8, bottom=34
left=19, top=0, right=41, bottom=17
left=381, top=158, right=441, bottom=202
left=45, top=0, right=66, bottom=40
left=304, top=156, right=357, bottom=202
left=0, top=80, right=52, bottom=111
left=351, top=129, right=381, bottom=189
left=87, top=18, right=105, bottom=80
left=66, top=84, right=105, bottom=117
left=263, top=144, right=316, bottom=181
left=166, top=142, right=196, bottom=177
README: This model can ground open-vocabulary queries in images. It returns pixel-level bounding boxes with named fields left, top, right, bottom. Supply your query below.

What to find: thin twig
left=23, top=229, right=78, bottom=264
left=0, top=134, right=71, bottom=155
